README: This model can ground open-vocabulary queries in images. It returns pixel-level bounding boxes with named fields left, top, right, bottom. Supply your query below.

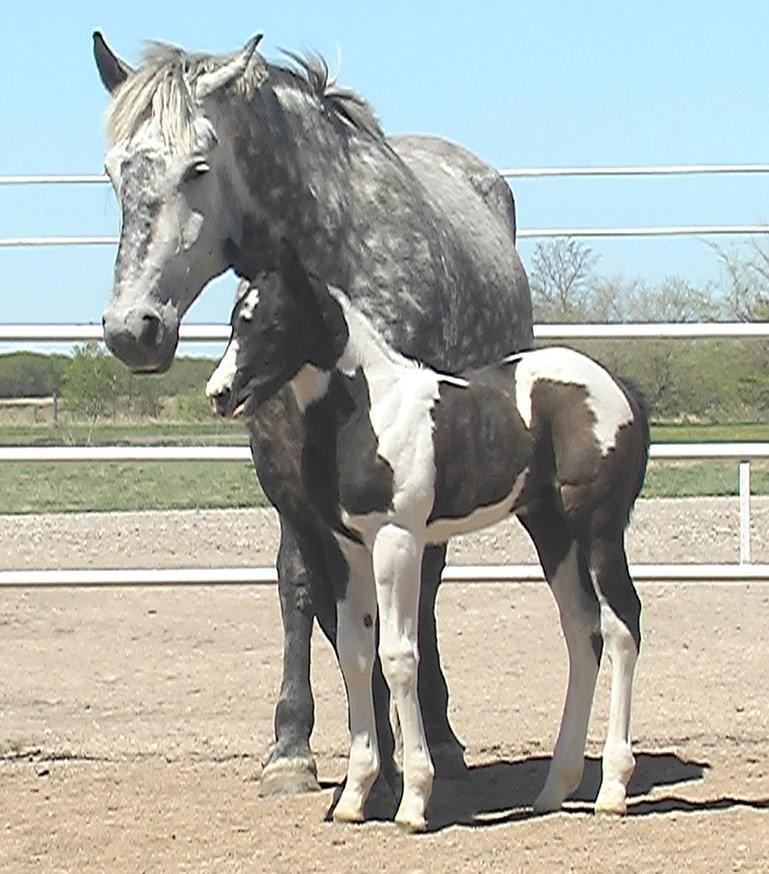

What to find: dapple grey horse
left=93, top=32, right=532, bottom=798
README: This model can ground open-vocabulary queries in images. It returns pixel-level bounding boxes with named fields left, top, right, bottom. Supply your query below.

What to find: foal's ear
left=277, top=238, right=316, bottom=306
left=93, top=32, right=134, bottom=94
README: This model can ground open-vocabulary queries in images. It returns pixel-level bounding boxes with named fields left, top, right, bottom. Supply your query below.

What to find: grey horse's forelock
left=104, top=41, right=383, bottom=151
left=104, top=42, right=265, bottom=150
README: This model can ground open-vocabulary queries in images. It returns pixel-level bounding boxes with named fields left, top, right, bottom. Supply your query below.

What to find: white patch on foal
left=206, top=336, right=240, bottom=400
left=426, top=468, right=528, bottom=544
left=239, top=288, right=260, bottom=321
left=510, top=347, right=634, bottom=455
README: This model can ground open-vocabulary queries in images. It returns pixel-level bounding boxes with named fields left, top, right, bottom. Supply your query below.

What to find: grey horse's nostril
left=139, top=312, right=162, bottom=348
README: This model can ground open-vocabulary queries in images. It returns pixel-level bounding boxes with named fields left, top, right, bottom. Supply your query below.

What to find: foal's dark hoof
left=258, top=755, right=321, bottom=796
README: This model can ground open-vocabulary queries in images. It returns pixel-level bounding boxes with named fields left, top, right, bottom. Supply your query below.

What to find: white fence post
left=739, top=461, right=752, bottom=565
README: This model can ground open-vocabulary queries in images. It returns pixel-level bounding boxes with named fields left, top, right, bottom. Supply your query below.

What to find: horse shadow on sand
left=325, top=751, right=769, bottom=832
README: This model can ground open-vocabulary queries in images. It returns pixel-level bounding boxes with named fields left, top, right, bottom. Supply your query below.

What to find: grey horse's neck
left=332, top=290, right=413, bottom=376
left=221, top=68, right=396, bottom=284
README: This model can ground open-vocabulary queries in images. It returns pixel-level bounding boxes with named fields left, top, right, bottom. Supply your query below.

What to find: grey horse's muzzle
left=102, top=303, right=179, bottom=373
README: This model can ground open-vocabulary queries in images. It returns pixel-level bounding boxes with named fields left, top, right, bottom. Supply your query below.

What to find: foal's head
left=206, top=242, right=348, bottom=417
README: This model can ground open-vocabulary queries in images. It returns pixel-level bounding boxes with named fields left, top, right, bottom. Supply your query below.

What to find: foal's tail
left=617, top=377, right=651, bottom=522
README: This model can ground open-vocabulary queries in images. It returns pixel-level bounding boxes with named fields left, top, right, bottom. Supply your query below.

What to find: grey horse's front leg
left=259, top=517, right=324, bottom=795
left=417, top=544, right=467, bottom=778
left=261, top=514, right=399, bottom=802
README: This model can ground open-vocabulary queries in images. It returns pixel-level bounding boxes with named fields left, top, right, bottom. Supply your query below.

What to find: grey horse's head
left=93, top=32, right=263, bottom=372
left=206, top=241, right=348, bottom=418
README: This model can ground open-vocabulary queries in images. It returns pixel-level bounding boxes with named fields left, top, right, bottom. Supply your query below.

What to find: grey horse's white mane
left=105, top=41, right=382, bottom=150
left=279, top=50, right=382, bottom=139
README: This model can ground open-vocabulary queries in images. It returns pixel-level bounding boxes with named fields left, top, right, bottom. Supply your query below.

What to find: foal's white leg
left=534, top=541, right=602, bottom=813
left=593, top=598, right=638, bottom=815
left=372, top=524, right=434, bottom=832
left=332, top=541, right=380, bottom=824
left=590, top=535, right=641, bottom=816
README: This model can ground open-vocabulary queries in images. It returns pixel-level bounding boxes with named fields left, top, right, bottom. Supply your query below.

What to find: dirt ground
left=1, top=498, right=768, bottom=873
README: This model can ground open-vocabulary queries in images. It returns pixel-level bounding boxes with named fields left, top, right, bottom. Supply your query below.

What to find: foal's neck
left=332, top=290, right=413, bottom=381
left=289, top=289, right=416, bottom=413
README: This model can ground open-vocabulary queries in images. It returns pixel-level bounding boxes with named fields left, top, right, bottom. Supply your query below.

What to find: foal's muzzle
left=206, top=375, right=252, bottom=419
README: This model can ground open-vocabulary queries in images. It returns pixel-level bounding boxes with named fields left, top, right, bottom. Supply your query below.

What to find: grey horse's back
left=389, top=135, right=532, bottom=365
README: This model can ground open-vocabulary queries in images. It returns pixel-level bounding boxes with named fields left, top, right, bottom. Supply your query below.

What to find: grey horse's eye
left=183, top=161, right=210, bottom=183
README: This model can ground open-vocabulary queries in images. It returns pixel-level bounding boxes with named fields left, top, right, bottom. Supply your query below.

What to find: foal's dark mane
left=105, top=40, right=383, bottom=148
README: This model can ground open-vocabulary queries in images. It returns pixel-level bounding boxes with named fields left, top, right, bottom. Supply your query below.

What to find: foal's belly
left=425, top=467, right=529, bottom=544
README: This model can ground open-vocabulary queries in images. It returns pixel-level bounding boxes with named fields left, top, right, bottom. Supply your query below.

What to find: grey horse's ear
left=93, top=31, right=134, bottom=94
left=195, top=34, right=264, bottom=100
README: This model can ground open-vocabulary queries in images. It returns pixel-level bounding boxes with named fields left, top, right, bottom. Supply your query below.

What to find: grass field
left=1, top=420, right=768, bottom=514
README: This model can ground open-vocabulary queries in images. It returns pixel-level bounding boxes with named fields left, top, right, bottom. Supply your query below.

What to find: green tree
left=61, top=342, right=124, bottom=424
left=125, top=373, right=163, bottom=418
left=0, top=352, right=69, bottom=398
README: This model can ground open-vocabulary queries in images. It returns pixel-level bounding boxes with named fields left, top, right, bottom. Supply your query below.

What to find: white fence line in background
left=1, top=564, right=769, bottom=590
left=0, top=174, right=109, bottom=185
left=3, top=164, right=769, bottom=247
left=518, top=225, right=769, bottom=238
left=4, top=164, right=769, bottom=186
left=1, top=443, right=767, bottom=463
left=502, top=164, right=769, bottom=178
left=3, top=226, right=769, bottom=249
left=0, top=442, right=766, bottom=589
left=2, top=164, right=769, bottom=588
left=4, top=322, right=769, bottom=343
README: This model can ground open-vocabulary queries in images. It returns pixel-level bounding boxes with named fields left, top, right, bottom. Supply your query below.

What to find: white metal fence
left=2, top=164, right=769, bottom=587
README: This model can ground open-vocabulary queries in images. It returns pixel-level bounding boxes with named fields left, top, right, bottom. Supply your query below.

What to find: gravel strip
left=2, top=496, right=768, bottom=570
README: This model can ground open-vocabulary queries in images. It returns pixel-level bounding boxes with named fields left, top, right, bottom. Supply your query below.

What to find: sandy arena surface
left=1, top=498, right=768, bottom=872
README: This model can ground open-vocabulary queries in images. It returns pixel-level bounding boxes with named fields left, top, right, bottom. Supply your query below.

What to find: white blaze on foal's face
left=207, top=273, right=317, bottom=416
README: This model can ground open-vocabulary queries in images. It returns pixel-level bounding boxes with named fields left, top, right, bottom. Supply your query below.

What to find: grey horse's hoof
left=259, top=755, right=321, bottom=796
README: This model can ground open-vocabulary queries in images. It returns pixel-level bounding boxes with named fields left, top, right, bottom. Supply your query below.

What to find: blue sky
left=2, top=1, right=769, bottom=352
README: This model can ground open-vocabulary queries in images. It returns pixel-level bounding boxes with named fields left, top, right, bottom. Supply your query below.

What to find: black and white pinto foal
left=206, top=248, right=650, bottom=831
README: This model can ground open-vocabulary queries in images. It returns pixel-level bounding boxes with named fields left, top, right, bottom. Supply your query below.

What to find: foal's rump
left=512, top=348, right=650, bottom=529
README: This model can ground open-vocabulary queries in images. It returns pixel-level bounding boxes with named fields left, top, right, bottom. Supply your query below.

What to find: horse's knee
left=379, top=640, right=419, bottom=691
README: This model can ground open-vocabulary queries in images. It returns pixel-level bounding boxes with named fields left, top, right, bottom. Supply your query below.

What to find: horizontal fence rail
left=2, top=564, right=768, bottom=590
left=500, top=164, right=769, bottom=178
left=1, top=443, right=768, bottom=463
left=4, top=165, right=769, bottom=186
left=0, top=442, right=765, bottom=589
left=4, top=226, right=769, bottom=248
left=4, top=322, right=769, bottom=343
